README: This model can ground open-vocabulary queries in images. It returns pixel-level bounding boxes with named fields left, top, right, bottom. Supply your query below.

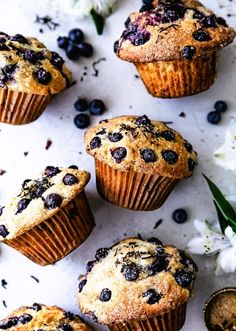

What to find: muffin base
left=95, top=160, right=179, bottom=211
left=135, top=53, right=218, bottom=98
left=109, top=302, right=187, bottom=331
left=5, top=191, right=95, bottom=266
left=0, top=88, right=53, bottom=125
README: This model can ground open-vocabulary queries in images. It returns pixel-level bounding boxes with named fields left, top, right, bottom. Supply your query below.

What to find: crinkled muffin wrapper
left=135, top=52, right=218, bottom=98
left=109, top=302, right=187, bottom=331
left=5, top=191, right=95, bottom=266
left=95, top=159, right=179, bottom=211
left=0, top=88, right=53, bottom=125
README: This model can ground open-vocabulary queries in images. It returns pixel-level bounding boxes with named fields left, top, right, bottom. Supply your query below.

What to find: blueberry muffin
left=0, top=32, right=72, bottom=125
left=0, top=303, right=91, bottom=330
left=114, top=0, right=235, bottom=98
left=78, top=237, right=198, bottom=331
left=0, top=166, right=95, bottom=265
left=84, top=115, right=197, bottom=211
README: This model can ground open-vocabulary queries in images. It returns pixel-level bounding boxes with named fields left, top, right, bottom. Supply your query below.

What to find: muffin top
left=0, top=32, right=72, bottom=94
left=0, top=303, right=91, bottom=330
left=0, top=166, right=90, bottom=240
left=78, top=237, right=198, bottom=325
left=84, top=115, right=197, bottom=179
left=114, top=0, right=236, bottom=62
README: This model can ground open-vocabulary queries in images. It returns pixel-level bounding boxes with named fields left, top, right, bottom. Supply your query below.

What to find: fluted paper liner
left=109, top=302, right=187, bottom=331
left=5, top=191, right=95, bottom=266
left=135, top=52, right=218, bottom=98
left=95, top=159, right=179, bottom=211
left=0, top=88, right=53, bottom=125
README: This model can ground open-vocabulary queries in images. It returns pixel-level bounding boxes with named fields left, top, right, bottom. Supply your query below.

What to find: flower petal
left=187, top=238, right=208, bottom=255
left=216, top=247, right=236, bottom=275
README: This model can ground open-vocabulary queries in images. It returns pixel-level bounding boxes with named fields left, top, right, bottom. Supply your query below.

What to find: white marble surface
left=0, top=0, right=235, bottom=330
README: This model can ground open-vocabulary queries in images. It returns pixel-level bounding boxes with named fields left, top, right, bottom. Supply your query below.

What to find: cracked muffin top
left=0, top=303, right=91, bottom=330
left=78, top=237, right=198, bottom=325
left=0, top=32, right=72, bottom=94
left=84, top=115, right=197, bottom=178
left=0, top=166, right=90, bottom=240
left=114, top=0, right=236, bottom=62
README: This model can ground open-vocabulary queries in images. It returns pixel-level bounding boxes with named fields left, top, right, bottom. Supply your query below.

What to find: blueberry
left=50, top=51, right=64, bottom=69
left=179, top=250, right=198, bottom=272
left=193, top=29, right=211, bottom=41
left=59, top=323, right=73, bottom=331
left=18, top=314, right=33, bottom=324
left=214, top=100, right=227, bottom=113
left=44, top=194, right=62, bottom=209
left=36, top=50, right=46, bottom=61
left=74, top=98, right=88, bottom=112
left=143, top=289, right=162, bottom=305
left=63, top=174, right=79, bottom=186
left=16, top=198, right=31, bottom=214
left=11, top=34, right=29, bottom=44
left=57, top=36, right=69, bottom=50
left=32, top=303, right=42, bottom=311
left=148, top=256, right=169, bottom=275
left=193, top=10, right=205, bottom=20
left=135, top=115, right=151, bottom=126
left=90, top=136, right=102, bottom=149
left=0, top=64, right=18, bottom=86
left=202, top=15, right=217, bottom=28
left=0, top=317, right=18, bottom=329
left=122, top=24, right=151, bottom=46
left=111, top=147, right=127, bottom=163
left=140, top=149, right=156, bottom=163
left=113, top=40, right=119, bottom=53
left=160, top=130, right=176, bottom=141
left=156, top=247, right=165, bottom=255
left=23, top=49, right=37, bottom=64
left=188, top=158, right=196, bottom=172
left=108, top=132, right=123, bottom=142
left=100, top=288, right=112, bottom=302
left=172, top=209, right=188, bottom=224
left=86, top=260, right=96, bottom=272
left=64, top=311, right=75, bottom=321
left=181, top=46, right=196, bottom=60
left=34, top=68, right=52, bottom=85
left=66, top=43, right=80, bottom=60
left=0, top=225, right=9, bottom=238
left=217, top=17, right=228, bottom=27
left=78, top=279, right=87, bottom=293
left=147, top=237, right=163, bottom=246
left=95, top=248, right=109, bottom=260
left=174, top=270, right=193, bottom=288
left=77, top=42, right=93, bottom=58
left=207, top=111, right=221, bottom=124
left=162, top=150, right=179, bottom=165
left=89, top=99, right=106, bottom=116
left=68, top=165, right=78, bottom=169
left=68, top=28, right=84, bottom=44
left=30, top=184, right=46, bottom=199
left=162, top=3, right=186, bottom=23
left=44, top=166, right=61, bottom=177
left=184, top=140, right=193, bottom=153
left=123, top=264, right=139, bottom=281
left=74, top=113, right=90, bottom=129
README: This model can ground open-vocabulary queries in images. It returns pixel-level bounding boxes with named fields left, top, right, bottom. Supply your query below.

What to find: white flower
left=187, top=219, right=236, bottom=275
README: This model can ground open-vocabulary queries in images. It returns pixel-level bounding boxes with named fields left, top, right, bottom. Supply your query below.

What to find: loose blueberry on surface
left=181, top=46, right=196, bottom=60
left=184, top=140, right=193, bottom=153
left=214, top=100, right=228, bottom=113
left=143, top=289, right=162, bottom=305
left=59, top=323, right=73, bottom=331
left=140, top=149, right=156, bottom=163
left=135, top=115, right=151, bottom=126
left=123, top=264, right=139, bottom=281
left=147, top=237, right=163, bottom=246
left=161, top=130, right=176, bottom=141
left=193, top=29, right=211, bottom=41
left=174, top=270, right=193, bottom=288
left=95, top=248, right=109, bottom=260
left=74, top=113, right=90, bottom=129
left=11, top=34, right=29, bottom=44
left=108, top=132, right=123, bottom=143
left=50, top=52, right=64, bottom=69
left=202, top=15, right=217, bottom=28
left=74, top=98, right=88, bottom=112
left=172, top=209, right=188, bottom=224
left=44, top=194, right=62, bottom=209
left=217, top=17, right=228, bottom=27
left=16, top=198, right=31, bottom=214
left=44, top=166, right=61, bottom=177
left=57, top=36, right=69, bottom=49
left=32, top=303, right=42, bottom=311
left=162, top=150, right=179, bottom=165
left=89, top=99, right=106, bottom=116
left=86, top=260, right=96, bottom=272
left=18, top=314, right=33, bottom=324
left=207, top=111, right=221, bottom=124
left=34, top=68, right=52, bottom=85
left=90, top=136, right=102, bottom=150
left=77, top=42, right=93, bottom=58
left=148, top=256, right=169, bottom=275
left=78, top=279, right=87, bottom=293
left=0, top=225, right=9, bottom=238
left=111, top=147, right=127, bottom=163
left=66, top=43, right=80, bottom=60
left=23, top=49, right=38, bottom=64
left=69, top=28, right=84, bottom=44
left=63, top=174, right=79, bottom=186
left=188, top=158, right=196, bottom=172
left=100, top=288, right=112, bottom=302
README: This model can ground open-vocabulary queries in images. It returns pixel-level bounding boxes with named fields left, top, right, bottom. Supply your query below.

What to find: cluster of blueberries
left=57, top=28, right=93, bottom=60
left=207, top=101, right=228, bottom=124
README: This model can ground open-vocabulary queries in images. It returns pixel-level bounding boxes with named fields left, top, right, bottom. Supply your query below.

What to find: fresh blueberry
left=50, top=52, right=64, bottom=70
left=77, top=42, right=93, bottom=58
left=202, top=15, right=217, bottom=28
left=214, top=100, right=227, bottom=113
left=23, top=49, right=38, bottom=64
left=57, top=36, right=69, bottom=50
left=160, top=130, right=176, bottom=141
left=74, top=113, right=90, bottom=129
left=100, top=288, right=112, bottom=302
left=11, top=34, right=29, bottom=44
left=147, top=237, right=163, bottom=246
left=123, top=264, right=139, bottom=281
left=78, top=279, right=87, bottom=293
left=89, top=99, right=106, bottom=116
left=143, top=289, right=162, bottom=305
left=95, top=248, right=109, bottom=260
left=193, top=29, right=211, bottom=41
left=63, top=174, right=79, bottom=186
left=108, top=132, right=123, bottom=142
left=135, top=115, right=151, bottom=126
left=59, top=323, right=73, bottom=331
left=44, top=194, right=62, bottom=209
left=172, top=209, right=188, bottom=224
left=207, top=111, right=221, bottom=124
left=140, top=149, right=156, bottom=163
left=66, top=43, right=80, bottom=60
left=44, top=166, right=61, bottom=177
left=74, top=98, right=88, bottom=112
left=0, top=225, right=9, bottom=238
left=188, top=158, right=196, bottom=172
left=16, top=198, right=31, bottom=214
left=69, top=28, right=84, bottom=44
left=18, top=314, right=33, bottom=324
left=90, top=136, right=102, bottom=149
left=181, top=46, right=196, bottom=60
left=34, top=68, right=52, bottom=85
left=162, top=150, right=179, bottom=165
left=174, top=270, right=193, bottom=288
left=111, top=147, right=127, bottom=163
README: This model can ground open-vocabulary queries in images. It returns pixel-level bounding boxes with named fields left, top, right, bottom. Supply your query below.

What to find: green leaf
left=90, top=9, right=105, bottom=35
left=203, top=174, right=236, bottom=233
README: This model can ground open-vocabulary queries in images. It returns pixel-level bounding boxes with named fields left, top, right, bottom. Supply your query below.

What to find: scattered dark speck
left=45, top=139, right=52, bottom=150
left=153, top=219, right=163, bottom=229
left=39, top=28, right=44, bottom=33
left=1, top=279, right=7, bottom=289
left=92, top=58, right=106, bottom=77
left=134, top=74, right=139, bottom=79
left=24, top=152, right=29, bottom=157
left=179, top=112, right=186, bottom=118
left=2, top=300, right=7, bottom=308
left=0, top=169, right=6, bottom=176
left=30, top=275, right=39, bottom=283
left=163, top=121, right=173, bottom=125
left=35, top=15, right=60, bottom=31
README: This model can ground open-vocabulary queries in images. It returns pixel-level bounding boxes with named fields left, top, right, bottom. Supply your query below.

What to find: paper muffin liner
left=108, top=302, right=187, bottom=331
left=95, top=159, right=179, bottom=211
left=0, top=88, right=53, bottom=125
left=135, top=52, right=218, bottom=98
left=5, top=191, right=95, bottom=266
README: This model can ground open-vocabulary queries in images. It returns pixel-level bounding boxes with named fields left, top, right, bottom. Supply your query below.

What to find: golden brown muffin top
left=0, top=32, right=72, bottom=94
left=84, top=115, right=197, bottom=178
left=78, top=237, right=198, bottom=325
left=0, top=303, right=92, bottom=330
left=114, top=0, right=235, bottom=62
left=0, top=166, right=90, bottom=240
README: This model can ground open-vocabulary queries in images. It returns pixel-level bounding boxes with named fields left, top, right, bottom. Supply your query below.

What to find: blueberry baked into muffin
left=0, top=303, right=92, bottom=330
left=0, top=166, right=94, bottom=266
left=78, top=237, right=198, bottom=331
left=0, top=32, right=72, bottom=125
left=114, top=0, right=235, bottom=98
left=84, top=115, right=197, bottom=211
